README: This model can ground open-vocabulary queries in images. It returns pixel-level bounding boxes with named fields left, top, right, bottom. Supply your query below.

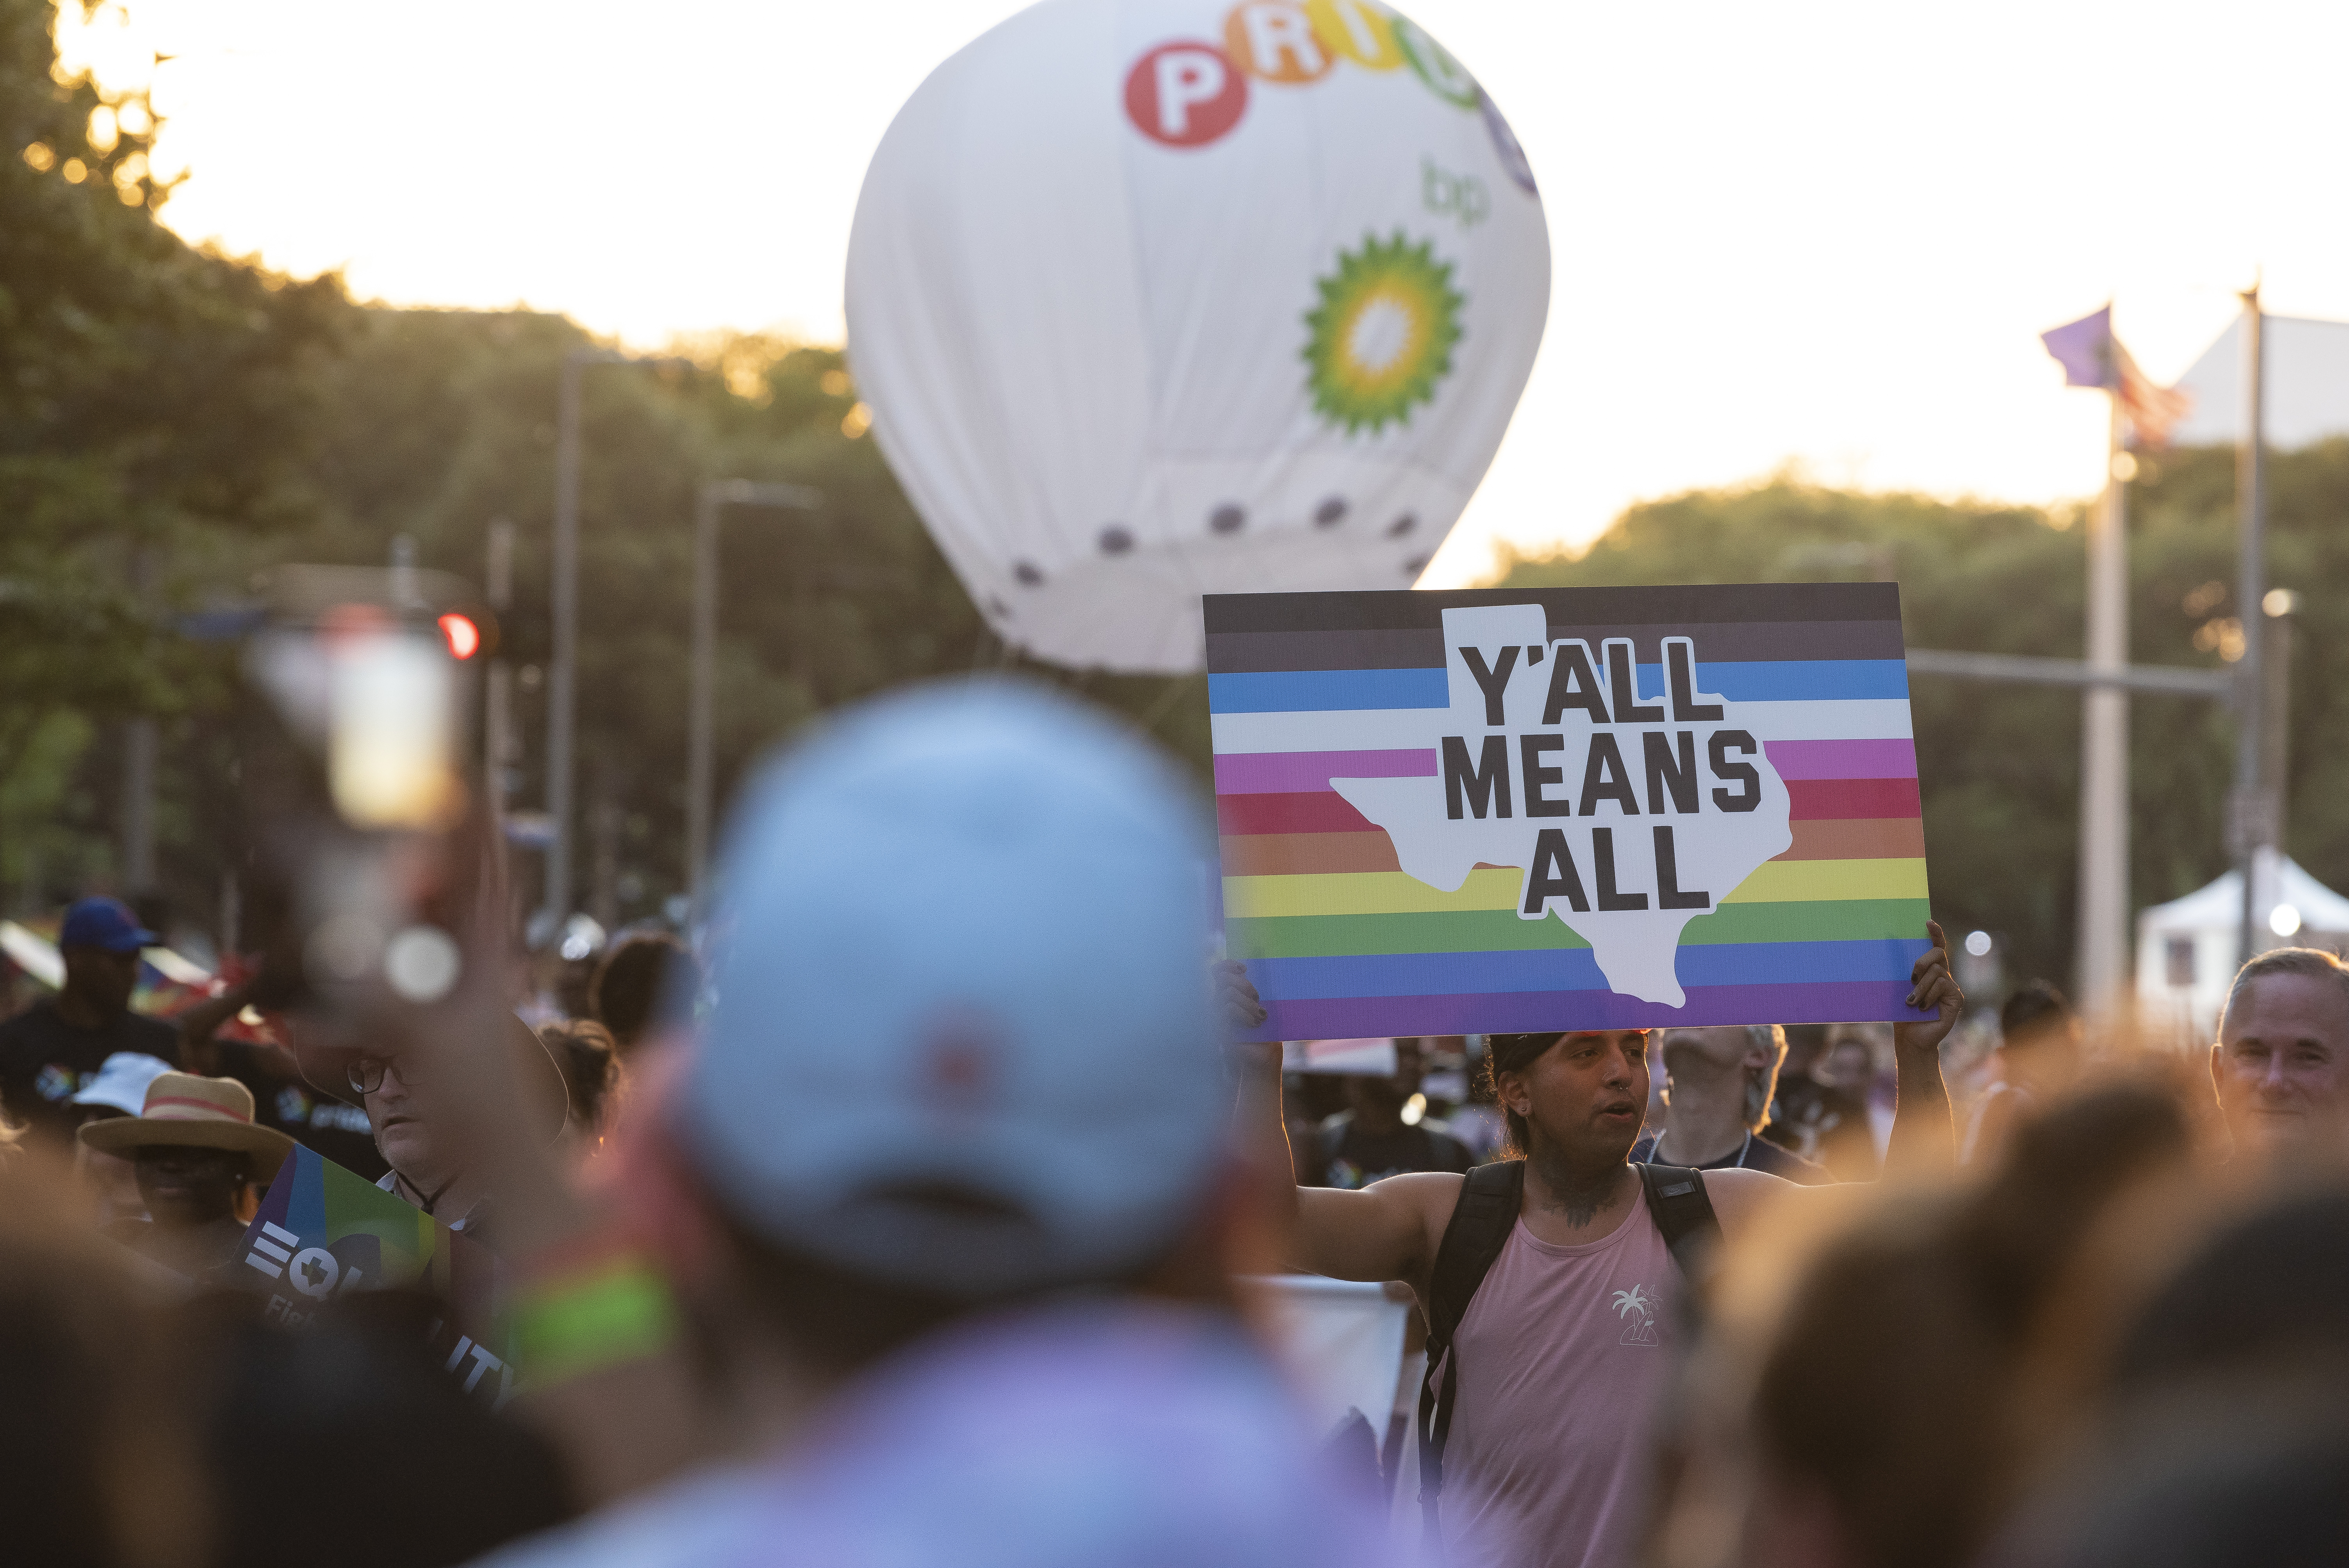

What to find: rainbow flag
left=1206, top=584, right=1934, bottom=1040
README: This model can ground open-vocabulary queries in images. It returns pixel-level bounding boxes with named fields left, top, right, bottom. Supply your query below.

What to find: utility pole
left=541, top=348, right=687, bottom=938
left=485, top=519, right=517, bottom=804
left=2075, top=390, right=2130, bottom=1012
left=686, top=478, right=821, bottom=918
left=2262, top=591, right=2299, bottom=911
left=544, top=354, right=587, bottom=933
left=2232, top=286, right=2269, bottom=966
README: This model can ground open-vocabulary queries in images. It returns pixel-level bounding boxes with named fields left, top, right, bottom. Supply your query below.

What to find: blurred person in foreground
left=2208, top=946, right=2349, bottom=1169
left=1652, top=1080, right=2199, bottom=1568
left=1963, top=981, right=2083, bottom=1166
left=1987, top=1158, right=2349, bottom=1568
left=0, top=1161, right=205, bottom=1568
left=587, top=931, right=690, bottom=1057
left=387, top=681, right=1399, bottom=1565
left=0, top=898, right=180, bottom=1147
left=1632, top=1026, right=1829, bottom=1183
left=1247, top=942, right=1962, bottom=1568
left=1306, top=1036, right=1474, bottom=1188
left=189, top=1288, right=577, bottom=1568
left=79, top=1072, right=294, bottom=1282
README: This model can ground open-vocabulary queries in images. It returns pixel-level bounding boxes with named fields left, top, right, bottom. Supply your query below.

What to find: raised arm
left=1884, top=920, right=1961, bottom=1178
left=1224, top=988, right=1456, bottom=1297
left=1708, top=923, right=1963, bottom=1237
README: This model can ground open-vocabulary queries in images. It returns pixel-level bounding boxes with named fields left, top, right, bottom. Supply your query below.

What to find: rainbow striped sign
left=237, top=1146, right=510, bottom=1393
left=1207, top=584, right=1934, bottom=1040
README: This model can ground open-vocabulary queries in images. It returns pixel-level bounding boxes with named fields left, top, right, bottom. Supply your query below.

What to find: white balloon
left=847, top=0, right=1550, bottom=673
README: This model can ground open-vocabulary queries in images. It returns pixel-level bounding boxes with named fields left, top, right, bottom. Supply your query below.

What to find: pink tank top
left=1437, top=1199, right=1679, bottom=1568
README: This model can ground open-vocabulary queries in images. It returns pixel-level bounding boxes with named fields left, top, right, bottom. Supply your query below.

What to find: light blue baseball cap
left=684, top=679, right=1226, bottom=1297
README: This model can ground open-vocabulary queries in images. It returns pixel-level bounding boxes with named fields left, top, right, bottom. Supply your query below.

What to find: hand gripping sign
left=1207, top=583, right=1937, bottom=1039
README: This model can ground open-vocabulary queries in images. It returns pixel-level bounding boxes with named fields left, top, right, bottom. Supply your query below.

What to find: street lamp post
left=687, top=478, right=821, bottom=917
left=2232, top=287, right=2269, bottom=965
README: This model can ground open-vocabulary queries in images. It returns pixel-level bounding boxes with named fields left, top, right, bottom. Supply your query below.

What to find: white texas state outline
left=1332, top=603, right=1794, bottom=1007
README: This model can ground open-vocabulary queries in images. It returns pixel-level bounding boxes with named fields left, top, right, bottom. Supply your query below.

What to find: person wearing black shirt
left=0, top=898, right=179, bottom=1147
left=1762, top=1023, right=1875, bottom=1180
left=1305, top=1038, right=1474, bottom=1189
left=1631, top=1023, right=1832, bottom=1184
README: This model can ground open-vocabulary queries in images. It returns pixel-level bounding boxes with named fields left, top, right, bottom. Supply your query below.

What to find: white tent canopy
left=2169, top=315, right=2349, bottom=450
left=2135, top=857, right=2349, bottom=1044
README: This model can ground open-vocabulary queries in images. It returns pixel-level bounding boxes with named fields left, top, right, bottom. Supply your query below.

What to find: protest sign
left=237, top=1145, right=514, bottom=1403
left=1208, top=584, right=1934, bottom=1040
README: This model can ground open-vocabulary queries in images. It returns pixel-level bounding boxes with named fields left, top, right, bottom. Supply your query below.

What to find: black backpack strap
left=1636, top=1162, right=1723, bottom=1277
left=1416, top=1160, right=1524, bottom=1553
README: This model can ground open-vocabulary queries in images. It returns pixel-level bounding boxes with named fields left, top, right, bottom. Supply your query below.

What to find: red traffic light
left=438, top=612, right=483, bottom=660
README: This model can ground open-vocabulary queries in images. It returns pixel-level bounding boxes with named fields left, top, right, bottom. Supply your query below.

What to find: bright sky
left=55, top=0, right=2349, bottom=586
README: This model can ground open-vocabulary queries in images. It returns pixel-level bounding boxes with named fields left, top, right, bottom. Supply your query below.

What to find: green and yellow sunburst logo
left=1302, top=232, right=1466, bottom=435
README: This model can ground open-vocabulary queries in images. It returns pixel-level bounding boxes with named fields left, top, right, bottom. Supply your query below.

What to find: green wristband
left=506, top=1259, right=678, bottom=1386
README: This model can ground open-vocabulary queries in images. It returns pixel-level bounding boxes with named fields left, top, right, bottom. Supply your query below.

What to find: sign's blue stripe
left=1666, top=660, right=1912, bottom=702
left=1207, top=667, right=1450, bottom=713
left=1207, top=660, right=1912, bottom=715
left=1244, top=937, right=1934, bottom=1001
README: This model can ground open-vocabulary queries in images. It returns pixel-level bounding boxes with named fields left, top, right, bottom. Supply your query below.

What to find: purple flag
left=2041, top=306, right=2115, bottom=388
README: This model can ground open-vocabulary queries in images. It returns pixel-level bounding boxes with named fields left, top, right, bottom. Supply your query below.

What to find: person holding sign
left=79, top=1071, right=293, bottom=1281
left=1244, top=931, right=1962, bottom=1568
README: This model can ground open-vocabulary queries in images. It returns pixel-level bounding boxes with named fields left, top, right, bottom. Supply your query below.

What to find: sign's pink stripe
left=1212, top=748, right=1438, bottom=796
left=1764, top=738, right=1917, bottom=781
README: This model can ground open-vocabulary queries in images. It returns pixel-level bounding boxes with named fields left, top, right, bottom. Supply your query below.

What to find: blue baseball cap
left=685, top=679, right=1226, bottom=1298
left=59, top=898, right=158, bottom=955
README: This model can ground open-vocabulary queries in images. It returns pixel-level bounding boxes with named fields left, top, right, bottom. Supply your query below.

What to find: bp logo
left=1303, top=230, right=1464, bottom=434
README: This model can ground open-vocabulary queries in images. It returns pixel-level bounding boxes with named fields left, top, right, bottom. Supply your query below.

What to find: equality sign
left=237, top=1145, right=513, bottom=1403
left=1206, top=584, right=1935, bottom=1040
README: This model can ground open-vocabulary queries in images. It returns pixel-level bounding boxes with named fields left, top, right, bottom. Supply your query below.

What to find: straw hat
left=80, top=1073, right=298, bottom=1169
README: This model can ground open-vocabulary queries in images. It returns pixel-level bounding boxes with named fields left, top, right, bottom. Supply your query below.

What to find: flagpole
left=2076, top=378, right=2129, bottom=1015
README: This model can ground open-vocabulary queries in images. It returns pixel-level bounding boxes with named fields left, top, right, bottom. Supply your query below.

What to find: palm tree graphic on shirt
left=1612, top=1284, right=1660, bottom=1346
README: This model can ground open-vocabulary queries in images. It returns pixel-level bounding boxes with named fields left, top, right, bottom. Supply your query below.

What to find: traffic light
left=437, top=607, right=497, bottom=661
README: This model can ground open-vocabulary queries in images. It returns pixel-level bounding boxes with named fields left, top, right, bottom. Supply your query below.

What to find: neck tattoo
left=1529, top=1145, right=1622, bottom=1228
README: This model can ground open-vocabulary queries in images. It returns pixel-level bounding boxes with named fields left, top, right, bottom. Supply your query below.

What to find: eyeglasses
left=346, top=1056, right=416, bottom=1096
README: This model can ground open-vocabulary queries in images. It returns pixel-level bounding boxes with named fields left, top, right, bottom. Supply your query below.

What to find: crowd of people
left=3, top=676, right=2347, bottom=1567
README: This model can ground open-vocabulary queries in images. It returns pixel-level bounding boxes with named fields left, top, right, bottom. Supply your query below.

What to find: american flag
left=2041, top=305, right=2192, bottom=447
